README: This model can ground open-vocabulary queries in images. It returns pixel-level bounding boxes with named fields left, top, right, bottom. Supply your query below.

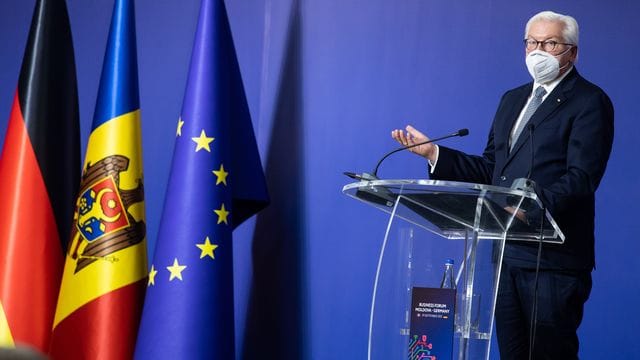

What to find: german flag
left=0, top=0, right=79, bottom=352
left=49, top=0, right=147, bottom=358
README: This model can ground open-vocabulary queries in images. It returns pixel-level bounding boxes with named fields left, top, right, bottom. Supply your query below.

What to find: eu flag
left=135, top=0, right=269, bottom=358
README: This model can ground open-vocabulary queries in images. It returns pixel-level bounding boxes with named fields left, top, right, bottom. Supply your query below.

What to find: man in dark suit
left=392, top=10, right=613, bottom=360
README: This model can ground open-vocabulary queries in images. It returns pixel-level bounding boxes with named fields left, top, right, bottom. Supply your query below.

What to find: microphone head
left=458, top=128, right=469, bottom=137
left=343, top=171, right=361, bottom=180
left=343, top=171, right=379, bottom=181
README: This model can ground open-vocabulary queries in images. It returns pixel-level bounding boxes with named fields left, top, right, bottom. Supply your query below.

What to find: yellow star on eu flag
left=148, top=264, right=158, bottom=286
left=176, top=117, right=185, bottom=137
left=167, top=258, right=187, bottom=281
left=214, top=203, right=229, bottom=225
left=212, top=164, right=229, bottom=186
left=191, top=129, right=214, bottom=152
left=196, top=236, right=219, bottom=259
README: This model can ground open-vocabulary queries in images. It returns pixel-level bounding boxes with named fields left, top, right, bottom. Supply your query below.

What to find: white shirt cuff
left=428, top=145, right=439, bottom=174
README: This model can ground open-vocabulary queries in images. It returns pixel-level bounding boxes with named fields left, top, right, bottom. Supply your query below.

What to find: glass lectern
left=343, top=179, right=564, bottom=360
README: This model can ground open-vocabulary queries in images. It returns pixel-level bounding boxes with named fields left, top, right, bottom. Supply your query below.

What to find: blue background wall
left=1, top=1, right=638, bottom=358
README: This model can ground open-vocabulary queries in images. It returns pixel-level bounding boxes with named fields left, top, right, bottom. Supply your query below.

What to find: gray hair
left=525, top=11, right=579, bottom=46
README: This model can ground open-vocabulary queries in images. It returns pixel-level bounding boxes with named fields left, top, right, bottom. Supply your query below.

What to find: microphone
left=350, top=128, right=468, bottom=179
left=526, top=123, right=535, bottom=180
left=343, top=171, right=379, bottom=181
left=371, top=128, right=469, bottom=178
left=511, top=123, right=536, bottom=192
left=343, top=128, right=468, bottom=208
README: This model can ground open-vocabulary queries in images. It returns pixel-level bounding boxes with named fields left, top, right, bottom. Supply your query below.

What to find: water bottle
left=439, top=258, right=455, bottom=289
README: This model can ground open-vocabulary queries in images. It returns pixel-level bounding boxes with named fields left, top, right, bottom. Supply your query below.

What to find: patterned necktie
left=510, top=86, right=546, bottom=150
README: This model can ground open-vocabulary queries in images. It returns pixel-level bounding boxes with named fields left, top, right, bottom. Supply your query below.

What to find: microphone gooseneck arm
left=371, top=128, right=469, bottom=178
left=526, top=123, right=535, bottom=180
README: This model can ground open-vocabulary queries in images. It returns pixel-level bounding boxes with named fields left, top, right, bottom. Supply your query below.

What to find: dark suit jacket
left=431, top=68, right=614, bottom=270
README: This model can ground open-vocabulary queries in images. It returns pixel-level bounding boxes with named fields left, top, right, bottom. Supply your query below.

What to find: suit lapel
left=502, top=86, right=531, bottom=139
left=505, top=69, right=579, bottom=164
left=495, top=85, right=530, bottom=170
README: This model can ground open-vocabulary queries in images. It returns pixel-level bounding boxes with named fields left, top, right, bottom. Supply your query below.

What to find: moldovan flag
left=49, top=0, right=147, bottom=358
left=0, top=0, right=79, bottom=352
left=135, top=0, right=269, bottom=358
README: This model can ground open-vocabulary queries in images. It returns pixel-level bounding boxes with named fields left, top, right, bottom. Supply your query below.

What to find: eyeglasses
left=523, top=39, right=573, bottom=52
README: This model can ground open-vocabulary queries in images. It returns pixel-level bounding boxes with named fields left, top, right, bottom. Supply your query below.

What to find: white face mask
left=525, top=50, right=559, bottom=84
left=525, top=47, right=574, bottom=84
